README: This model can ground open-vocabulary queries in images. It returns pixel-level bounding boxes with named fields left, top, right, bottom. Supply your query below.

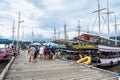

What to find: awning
left=98, top=45, right=120, bottom=52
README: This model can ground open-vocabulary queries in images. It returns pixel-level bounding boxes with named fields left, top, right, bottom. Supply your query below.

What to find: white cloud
left=0, top=0, right=47, bottom=40
left=43, top=0, right=64, bottom=11
left=0, top=0, right=120, bottom=41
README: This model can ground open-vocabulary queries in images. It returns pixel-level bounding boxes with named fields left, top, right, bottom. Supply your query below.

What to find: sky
left=0, top=0, right=120, bottom=41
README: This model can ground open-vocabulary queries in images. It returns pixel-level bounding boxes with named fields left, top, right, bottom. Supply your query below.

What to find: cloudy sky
left=0, top=0, right=120, bottom=41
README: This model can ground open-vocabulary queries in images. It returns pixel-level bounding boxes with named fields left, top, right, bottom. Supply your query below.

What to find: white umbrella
left=32, top=42, right=41, bottom=46
left=43, top=42, right=57, bottom=47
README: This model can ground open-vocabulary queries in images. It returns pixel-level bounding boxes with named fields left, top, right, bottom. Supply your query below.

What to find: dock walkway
left=4, top=50, right=117, bottom=80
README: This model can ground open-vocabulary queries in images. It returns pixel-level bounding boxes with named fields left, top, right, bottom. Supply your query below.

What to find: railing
left=72, top=44, right=97, bottom=49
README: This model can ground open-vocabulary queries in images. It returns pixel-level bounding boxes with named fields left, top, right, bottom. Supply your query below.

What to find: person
left=29, top=46, right=36, bottom=63
left=13, top=48, right=18, bottom=57
left=46, top=46, right=50, bottom=60
left=39, top=46, right=44, bottom=60
left=51, top=46, right=56, bottom=60
left=57, top=49, right=61, bottom=59
left=43, top=46, right=47, bottom=60
left=34, top=46, right=39, bottom=62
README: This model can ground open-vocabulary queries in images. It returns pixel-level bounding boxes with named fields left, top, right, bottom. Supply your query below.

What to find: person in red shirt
left=43, top=46, right=47, bottom=60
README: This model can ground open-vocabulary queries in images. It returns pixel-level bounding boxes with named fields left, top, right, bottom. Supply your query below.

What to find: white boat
left=95, top=45, right=120, bottom=67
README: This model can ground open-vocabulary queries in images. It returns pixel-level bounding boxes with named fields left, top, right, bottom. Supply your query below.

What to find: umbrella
left=43, top=42, right=58, bottom=47
left=31, top=42, right=41, bottom=46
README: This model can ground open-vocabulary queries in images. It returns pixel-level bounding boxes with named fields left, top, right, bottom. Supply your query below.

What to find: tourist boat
left=72, top=0, right=120, bottom=67
left=0, top=44, right=13, bottom=62
left=94, top=45, right=120, bottom=67
left=73, top=33, right=120, bottom=67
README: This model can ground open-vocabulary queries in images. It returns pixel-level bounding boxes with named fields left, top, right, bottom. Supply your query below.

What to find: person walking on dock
left=46, top=46, right=51, bottom=60
left=39, top=45, right=44, bottom=60
left=51, top=46, right=56, bottom=60
left=34, top=46, right=39, bottom=62
left=43, top=46, right=47, bottom=60
left=29, top=46, right=36, bottom=63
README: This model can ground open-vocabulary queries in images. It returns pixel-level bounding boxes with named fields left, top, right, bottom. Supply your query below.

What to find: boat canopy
left=98, top=45, right=120, bottom=52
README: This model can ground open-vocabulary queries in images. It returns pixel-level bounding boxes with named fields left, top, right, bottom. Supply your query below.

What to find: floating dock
left=4, top=50, right=118, bottom=80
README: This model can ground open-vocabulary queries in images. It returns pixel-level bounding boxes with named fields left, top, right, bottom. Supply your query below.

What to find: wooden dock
left=4, top=50, right=118, bottom=80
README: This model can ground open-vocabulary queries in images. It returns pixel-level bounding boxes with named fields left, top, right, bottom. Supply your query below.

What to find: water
left=0, top=61, right=9, bottom=73
left=101, top=65, right=120, bottom=73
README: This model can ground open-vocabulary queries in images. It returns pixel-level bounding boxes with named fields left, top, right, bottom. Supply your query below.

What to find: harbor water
left=102, top=65, right=120, bottom=73
left=0, top=61, right=9, bottom=73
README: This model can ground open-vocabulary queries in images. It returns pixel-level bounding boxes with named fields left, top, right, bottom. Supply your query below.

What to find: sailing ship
left=74, top=33, right=120, bottom=67
left=73, top=0, right=120, bottom=67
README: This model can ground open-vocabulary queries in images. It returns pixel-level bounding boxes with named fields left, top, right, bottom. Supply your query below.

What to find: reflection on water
left=101, top=65, right=120, bottom=73
left=0, top=61, right=9, bottom=73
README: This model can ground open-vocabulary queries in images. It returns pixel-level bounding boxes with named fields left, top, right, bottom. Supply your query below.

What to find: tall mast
left=103, top=0, right=114, bottom=39
left=92, top=0, right=106, bottom=35
left=22, top=26, right=24, bottom=41
left=12, top=20, right=15, bottom=46
left=113, top=15, right=120, bottom=46
left=102, top=0, right=114, bottom=45
left=58, top=31, right=60, bottom=40
left=114, top=15, right=117, bottom=46
left=17, top=11, right=24, bottom=50
left=17, top=11, right=21, bottom=50
left=87, top=26, right=89, bottom=33
left=54, top=22, right=56, bottom=41
left=77, top=20, right=80, bottom=36
left=31, top=28, right=34, bottom=44
left=64, top=21, right=67, bottom=41
left=107, top=0, right=110, bottom=38
left=98, top=0, right=100, bottom=34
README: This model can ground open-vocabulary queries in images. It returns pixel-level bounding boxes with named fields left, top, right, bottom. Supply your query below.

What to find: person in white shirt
left=29, top=46, right=36, bottom=62
left=39, top=46, right=45, bottom=60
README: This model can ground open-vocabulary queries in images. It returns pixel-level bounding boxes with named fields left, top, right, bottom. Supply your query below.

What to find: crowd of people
left=28, top=45, right=57, bottom=63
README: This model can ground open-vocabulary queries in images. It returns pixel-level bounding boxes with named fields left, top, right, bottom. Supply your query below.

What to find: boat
left=77, top=55, right=91, bottom=65
left=73, top=0, right=120, bottom=67
left=74, top=33, right=120, bottom=67
left=94, top=45, right=120, bottom=67
left=0, top=44, right=14, bottom=62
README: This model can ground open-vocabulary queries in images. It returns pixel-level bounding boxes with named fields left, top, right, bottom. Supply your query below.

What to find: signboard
left=84, top=34, right=90, bottom=41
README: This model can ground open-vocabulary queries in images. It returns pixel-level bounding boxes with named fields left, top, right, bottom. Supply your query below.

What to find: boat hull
left=96, top=58, right=120, bottom=67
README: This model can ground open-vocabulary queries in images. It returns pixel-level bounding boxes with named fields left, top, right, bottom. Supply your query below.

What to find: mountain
left=0, top=38, right=12, bottom=44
